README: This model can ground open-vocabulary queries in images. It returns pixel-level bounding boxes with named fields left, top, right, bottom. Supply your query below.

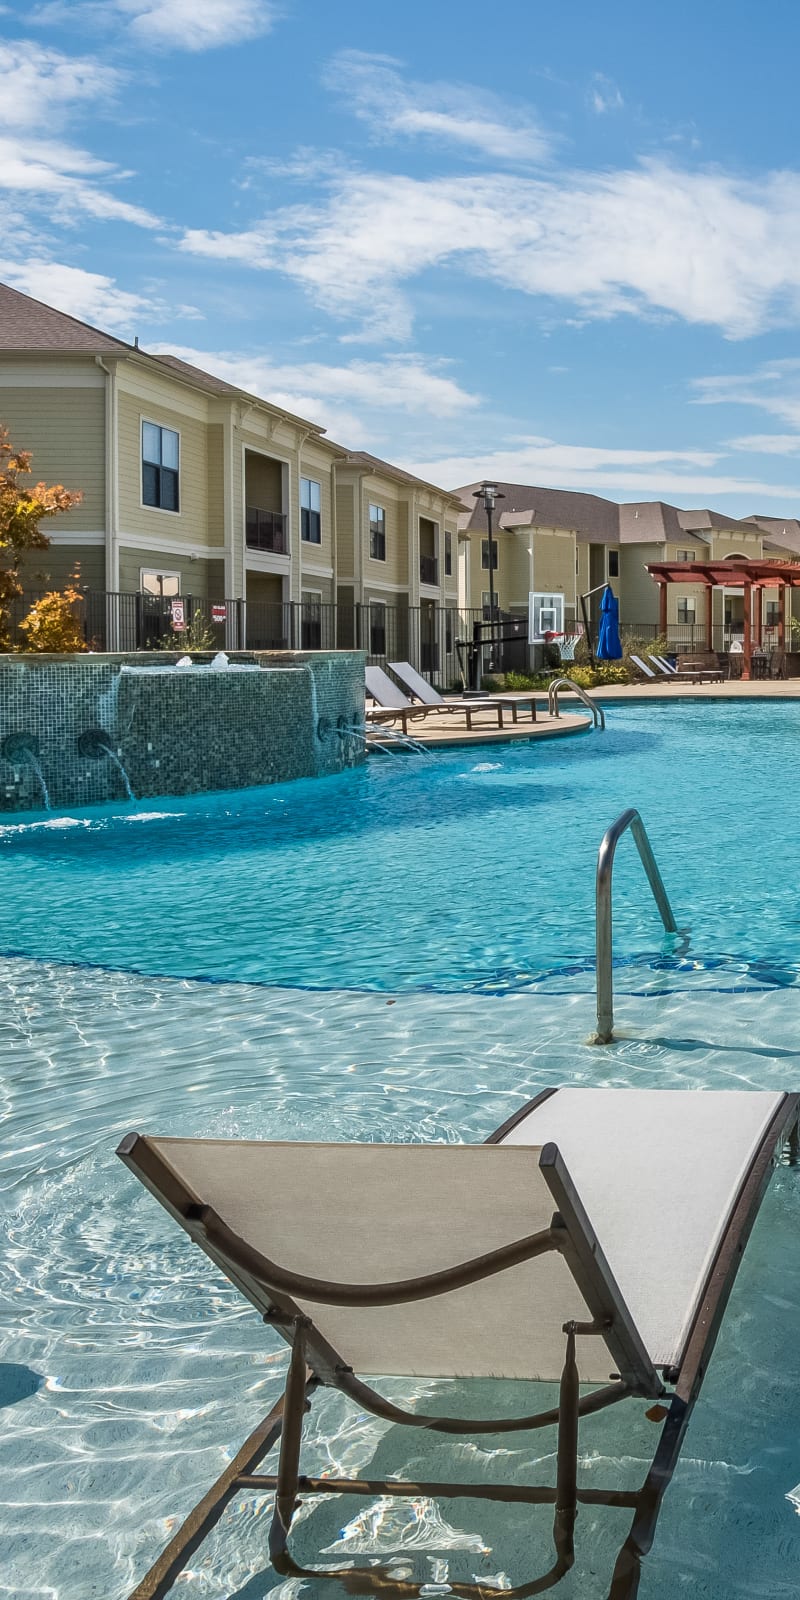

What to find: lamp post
left=473, top=481, right=504, bottom=672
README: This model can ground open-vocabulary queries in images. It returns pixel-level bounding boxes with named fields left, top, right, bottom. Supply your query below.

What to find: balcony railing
left=420, top=555, right=438, bottom=585
left=246, top=507, right=288, bottom=554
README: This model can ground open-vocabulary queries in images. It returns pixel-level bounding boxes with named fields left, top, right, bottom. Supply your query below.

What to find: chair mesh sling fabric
left=117, top=1086, right=799, bottom=1600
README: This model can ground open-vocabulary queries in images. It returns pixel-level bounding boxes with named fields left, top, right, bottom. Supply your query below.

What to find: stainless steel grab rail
left=595, top=808, right=678, bottom=1044
left=547, top=678, right=606, bottom=730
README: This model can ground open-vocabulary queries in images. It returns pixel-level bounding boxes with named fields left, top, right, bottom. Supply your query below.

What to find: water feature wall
left=0, top=650, right=365, bottom=812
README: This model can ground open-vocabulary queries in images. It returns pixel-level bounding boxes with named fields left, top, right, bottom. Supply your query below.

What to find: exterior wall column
left=742, top=581, right=752, bottom=679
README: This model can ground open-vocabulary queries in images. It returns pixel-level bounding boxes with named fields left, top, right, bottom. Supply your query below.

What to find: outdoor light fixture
left=473, top=480, right=505, bottom=670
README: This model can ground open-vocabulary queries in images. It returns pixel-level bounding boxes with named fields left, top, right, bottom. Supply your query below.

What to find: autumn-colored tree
left=0, top=425, right=82, bottom=650
left=19, top=570, right=88, bottom=653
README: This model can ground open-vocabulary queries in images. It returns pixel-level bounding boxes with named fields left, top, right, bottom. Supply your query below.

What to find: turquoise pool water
left=2, top=700, right=800, bottom=1599
left=2, top=700, right=800, bottom=994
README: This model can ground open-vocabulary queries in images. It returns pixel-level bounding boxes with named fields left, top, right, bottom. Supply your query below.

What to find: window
left=482, top=591, right=499, bottom=619
left=140, top=569, right=180, bottom=597
left=444, top=530, right=452, bottom=576
left=481, top=539, right=499, bottom=570
left=676, top=549, right=696, bottom=562
left=766, top=600, right=780, bottom=626
left=300, top=477, right=321, bottom=543
left=608, top=550, right=619, bottom=577
left=142, top=422, right=179, bottom=512
left=369, top=504, right=386, bottom=561
left=677, top=598, right=696, bottom=623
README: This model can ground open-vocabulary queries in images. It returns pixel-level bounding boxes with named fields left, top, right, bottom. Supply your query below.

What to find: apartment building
left=0, top=283, right=460, bottom=653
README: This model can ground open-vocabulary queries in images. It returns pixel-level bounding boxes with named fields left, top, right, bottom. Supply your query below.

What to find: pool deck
left=588, top=678, right=800, bottom=700
left=369, top=703, right=592, bottom=747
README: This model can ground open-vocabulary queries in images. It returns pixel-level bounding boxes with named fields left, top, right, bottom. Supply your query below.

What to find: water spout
left=1, top=733, right=51, bottom=809
left=77, top=729, right=136, bottom=801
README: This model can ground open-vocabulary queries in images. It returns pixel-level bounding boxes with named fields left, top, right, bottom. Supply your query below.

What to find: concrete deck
left=368, top=706, right=592, bottom=748
left=585, top=678, right=800, bottom=701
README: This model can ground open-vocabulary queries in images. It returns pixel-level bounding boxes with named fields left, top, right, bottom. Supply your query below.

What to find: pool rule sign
left=170, top=599, right=185, bottom=628
left=211, top=604, right=227, bottom=624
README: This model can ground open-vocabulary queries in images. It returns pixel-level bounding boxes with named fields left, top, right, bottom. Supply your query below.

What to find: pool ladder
left=548, top=678, right=606, bottom=730
left=595, top=808, right=680, bottom=1044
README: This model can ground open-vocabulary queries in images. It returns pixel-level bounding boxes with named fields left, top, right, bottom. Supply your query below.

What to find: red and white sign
left=211, top=604, right=227, bottom=624
left=170, top=598, right=185, bottom=628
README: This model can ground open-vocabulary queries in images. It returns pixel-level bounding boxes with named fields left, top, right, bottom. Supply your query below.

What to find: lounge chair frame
left=118, top=1089, right=799, bottom=1600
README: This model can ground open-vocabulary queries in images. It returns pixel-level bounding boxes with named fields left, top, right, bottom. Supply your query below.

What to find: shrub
left=18, top=573, right=87, bottom=652
left=154, top=608, right=217, bottom=652
left=563, top=663, right=629, bottom=689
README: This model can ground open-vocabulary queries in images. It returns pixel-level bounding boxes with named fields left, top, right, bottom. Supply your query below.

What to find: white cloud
left=404, top=438, right=800, bottom=503
left=180, top=160, right=800, bottom=341
left=728, top=433, right=800, bottom=455
left=148, top=344, right=479, bottom=438
left=590, top=73, right=624, bottom=114
left=0, top=260, right=175, bottom=331
left=324, top=50, right=551, bottom=164
left=0, top=134, right=160, bottom=227
left=692, top=361, right=800, bottom=431
left=0, top=40, right=121, bottom=131
left=33, top=0, right=277, bottom=49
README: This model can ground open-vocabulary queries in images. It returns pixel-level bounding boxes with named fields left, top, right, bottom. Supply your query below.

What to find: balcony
left=246, top=506, right=288, bottom=554
left=420, top=555, right=438, bottom=586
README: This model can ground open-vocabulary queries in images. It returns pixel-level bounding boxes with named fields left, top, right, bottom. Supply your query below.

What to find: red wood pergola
left=647, top=558, right=800, bottom=680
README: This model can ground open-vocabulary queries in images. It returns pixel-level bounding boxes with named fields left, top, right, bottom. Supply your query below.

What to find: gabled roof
left=677, top=508, right=761, bottom=535
left=746, top=516, right=800, bottom=557
left=333, top=447, right=464, bottom=507
left=618, top=500, right=688, bottom=543
left=454, top=481, right=620, bottom=542
left=0, top=281, right=133, bottom=353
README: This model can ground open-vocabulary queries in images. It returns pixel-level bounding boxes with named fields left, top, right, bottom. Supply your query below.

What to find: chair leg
left=553, top=1325, right=579, bottom=1571
left=269, top=1317, right=310, bottom=1565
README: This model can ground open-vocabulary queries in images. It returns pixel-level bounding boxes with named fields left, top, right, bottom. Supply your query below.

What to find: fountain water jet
left=1, top=733, right=51, bottom=809
left=77, top=729, right=136, bottom=801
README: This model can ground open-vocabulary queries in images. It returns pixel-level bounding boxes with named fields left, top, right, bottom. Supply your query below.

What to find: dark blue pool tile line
left=0, top=945, right=795, bottom=1000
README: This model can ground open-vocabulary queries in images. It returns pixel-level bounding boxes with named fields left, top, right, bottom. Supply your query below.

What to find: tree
left=18, top=570, right=88, bottom=653
left=0, top=425, right=82, bottom=649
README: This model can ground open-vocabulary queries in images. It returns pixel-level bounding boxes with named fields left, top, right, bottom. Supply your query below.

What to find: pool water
left=2, top=700, right=800, bottom=1599
left=1, top=700, right=800, bottom=995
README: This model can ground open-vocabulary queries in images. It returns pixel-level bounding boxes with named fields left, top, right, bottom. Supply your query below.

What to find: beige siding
left=335, top=483, right=355, bottom=577
left=17, top=542, right=105, bottom=592
left=118, top=547, right=210, bottom=598
left=532, top=532, right=574, bottom=600
left=363, top=487, right=407, bottom=587
left=299, top=449, right=335, bottom=569
left=0, top=385, right=105, bottom=530
left=618, top=544, right=663, bottom=625
left=118, top=391, right=208, bottom=544
left=247, top=572, right=283, bottom=604
left=206, top=425, right=225, bottom=546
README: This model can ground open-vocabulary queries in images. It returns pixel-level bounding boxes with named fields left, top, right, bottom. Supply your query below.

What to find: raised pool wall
left=0, top=650, right=366, bottom=811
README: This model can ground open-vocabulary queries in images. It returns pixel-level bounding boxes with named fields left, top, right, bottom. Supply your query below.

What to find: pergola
left=647, top=558, right=800, bottom=680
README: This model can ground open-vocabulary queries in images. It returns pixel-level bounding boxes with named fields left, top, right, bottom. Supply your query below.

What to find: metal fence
left=6, top=591, right=792, bottom=679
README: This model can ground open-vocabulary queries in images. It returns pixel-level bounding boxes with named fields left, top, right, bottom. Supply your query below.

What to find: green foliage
left=154, top=608, right=217, bottom=652
left=565, top=663, right=629, bottom=688
left=0, top=426, right=82, bottom=651
left=503, top=669, right=555, bottom=690
left=789, top=616, right=800, bottom=650
left=18, top=571, right=87, bottom=653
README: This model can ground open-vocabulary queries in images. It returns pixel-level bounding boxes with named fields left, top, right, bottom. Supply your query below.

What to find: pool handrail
left=547, top=678, right=606, bottom=730
left=596, top=808, right=678, bottom=1044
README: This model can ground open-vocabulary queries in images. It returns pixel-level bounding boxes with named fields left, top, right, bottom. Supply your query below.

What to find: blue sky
left=5, top=0, right=800, bottom=511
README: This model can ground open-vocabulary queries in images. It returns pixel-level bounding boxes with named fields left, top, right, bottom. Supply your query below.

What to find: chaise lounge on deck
left=118, top=1085, right=798, bottom=1600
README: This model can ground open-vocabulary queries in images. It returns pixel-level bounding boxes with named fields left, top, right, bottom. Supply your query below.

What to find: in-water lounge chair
left=365, top=663, right=513, bottom=731
left=388, top=659, right=537, bottom=723
left=118, top=1086, right=798, bottom=1600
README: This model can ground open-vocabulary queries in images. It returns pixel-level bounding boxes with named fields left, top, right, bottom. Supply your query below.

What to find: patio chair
left=648, top=655, right=678, bottom=676
left=628, top=653, right=658, bottom=679
left=117, top=1085, right=799, bottom=1600
left=388, top=659, right=537, bottom=723
left=366, top=664, right=512, bottom=732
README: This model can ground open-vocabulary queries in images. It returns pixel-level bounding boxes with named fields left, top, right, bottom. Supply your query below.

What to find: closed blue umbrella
left=596, top=585, right=622, bottom=660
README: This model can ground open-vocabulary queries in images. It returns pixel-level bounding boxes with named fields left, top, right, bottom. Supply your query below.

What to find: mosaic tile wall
left=0, top=651, right=365, bottom=812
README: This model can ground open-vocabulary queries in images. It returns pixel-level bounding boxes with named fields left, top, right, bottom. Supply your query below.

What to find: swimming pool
left=2, top=700, right=800, bottom=1598
left=1, top=700, right=800, bottom=995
